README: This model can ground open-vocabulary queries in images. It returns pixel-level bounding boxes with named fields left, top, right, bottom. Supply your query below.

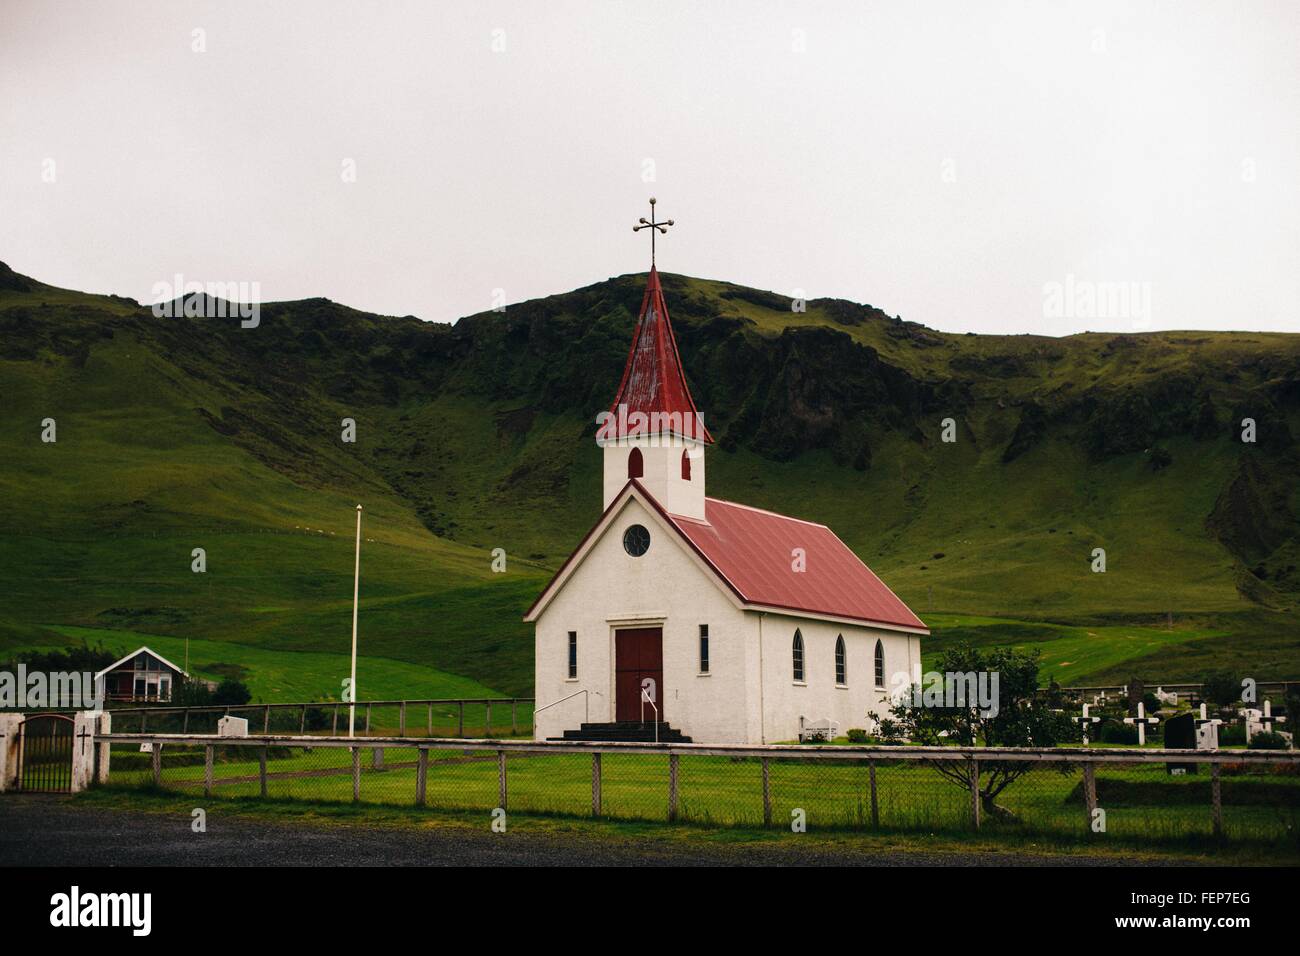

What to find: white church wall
left=533, top=496, right=751, bottom=743
left=601, top=439, right=705, bottom=521
left=751, top=611, right=919, bottom=743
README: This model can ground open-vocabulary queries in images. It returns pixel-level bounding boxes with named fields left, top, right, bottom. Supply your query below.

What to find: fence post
left=592, top=753, right=602, bottom=817
left=259, top=747, right=267, bottom=798
left=868, top=759, right=879, bottom=828
left=486, top=701, right=493, bottom=737
left=427, top=703, right=433, bottom=737
left=668, top=753, right=680, bottom=822
left=299, top=704, right=307, bottom=734
left=151, top=743, right=161, bottom=787
left=511, top=700, right=518, bottom=736
left=140, top=711, right=147, bottom=733
left=458, top=702, right=464, bottom=738
left=497, top=750, right=507, bottom=810
left=351, top=747, right=360, bottom=802
left=1082, top=763, right=1098, bottom=834
left=365, top=703, right=372, bottom=736
left=263, top=705, right=270, bottom=734
left=399, top=702, right=406, bottom=738
left=1211, top=761, right=1223, bottom=838
left=372, top=747, right=384, bottom=770
left=415, top=748, right=428, bottom=807
left=762, top=757, right=772, bottom=827
left=969, top=758, right=981, bottom=830
left=182, top=708, right=190, bottom=733
left=332, top=704, right=339, bottom=735
left=203, top=745, right=213, bottom=797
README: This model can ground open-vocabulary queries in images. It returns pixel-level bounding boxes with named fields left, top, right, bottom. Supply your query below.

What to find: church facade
left=526, top=252, right=927, bottom=745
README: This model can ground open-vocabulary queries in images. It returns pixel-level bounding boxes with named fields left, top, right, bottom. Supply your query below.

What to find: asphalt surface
left=0, top=795, right=1186, bottom=866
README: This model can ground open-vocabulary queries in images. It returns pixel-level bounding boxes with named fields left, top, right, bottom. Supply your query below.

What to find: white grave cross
left=1075, top=703, right=1101, bottom=746
left=1256, top=700, right=1286, bottom=738
left=1123, top=701, right=1159, bottom=746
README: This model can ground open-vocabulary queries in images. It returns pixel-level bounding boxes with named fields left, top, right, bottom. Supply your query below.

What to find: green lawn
left=109, top=743, right=1300, bottom=851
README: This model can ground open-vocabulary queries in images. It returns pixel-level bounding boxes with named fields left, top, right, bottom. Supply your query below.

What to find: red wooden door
left=615, top=628, right=664, bottom=722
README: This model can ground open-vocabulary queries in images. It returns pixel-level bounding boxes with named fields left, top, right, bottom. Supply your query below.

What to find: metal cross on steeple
left=632, top=197, right=674, bottom=267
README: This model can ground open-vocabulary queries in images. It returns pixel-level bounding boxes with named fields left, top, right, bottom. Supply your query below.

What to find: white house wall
left=533, top=496, right=751, bottom=743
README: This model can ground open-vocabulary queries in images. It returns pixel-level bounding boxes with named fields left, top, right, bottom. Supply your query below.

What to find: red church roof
left=524, top=480, right=926, bottom=632
left=668, top=497, right=927, bottom=631
left=601, top=267, right=713, bottom=444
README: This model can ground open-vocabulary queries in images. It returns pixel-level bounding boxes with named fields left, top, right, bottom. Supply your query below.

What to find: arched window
left=835, top=635, right=846, bottom=685
left=792, top=630, right=805, bottom=682
left=627, top=447, right=643, bottom=479
left=681, top=448, right=691, bottom=480
left=874, top=640, right=885, bottom=688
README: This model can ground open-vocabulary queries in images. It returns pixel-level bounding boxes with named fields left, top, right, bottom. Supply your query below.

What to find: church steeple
left=597, top=199, right=710, bottom=520
left=603, top=264, right=713, bottom=445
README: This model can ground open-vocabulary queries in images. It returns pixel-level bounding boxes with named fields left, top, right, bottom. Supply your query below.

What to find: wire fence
left=98, top=699, right=534, bottom=739
left=96, top=735, right=1300, bottom=848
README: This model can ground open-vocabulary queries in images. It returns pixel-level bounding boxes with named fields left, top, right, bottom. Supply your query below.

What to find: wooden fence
left=95, top=732, right=1300, bottom=841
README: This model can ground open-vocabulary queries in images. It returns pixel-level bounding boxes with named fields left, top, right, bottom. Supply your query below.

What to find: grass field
left=104, top=743, right=1300, bottom=855
left=22, top=625, right=505, bottom=703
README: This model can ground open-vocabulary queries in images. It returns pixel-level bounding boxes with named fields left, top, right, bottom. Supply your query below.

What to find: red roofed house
left=526, top=250, right=927, bottom=745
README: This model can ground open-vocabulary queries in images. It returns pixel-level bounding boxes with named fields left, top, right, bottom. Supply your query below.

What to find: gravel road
left=0, top=796, right=1186, bottom=867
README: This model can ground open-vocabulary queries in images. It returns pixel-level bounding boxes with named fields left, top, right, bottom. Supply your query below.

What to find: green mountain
left=2, top=260, right=1297, bottom=697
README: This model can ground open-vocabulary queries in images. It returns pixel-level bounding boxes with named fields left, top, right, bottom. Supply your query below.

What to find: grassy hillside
left=0, top=259, right=1297, bottom=696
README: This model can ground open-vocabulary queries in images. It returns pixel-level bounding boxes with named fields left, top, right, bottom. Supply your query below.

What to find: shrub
left=1100, top=722, right=1139, bottom=745
left=212, top=678, right=252, bottom=706
left=846, top=728, right=869, bottom=744
left=1248, top=731, right=1289, bottom=750
left=1219, top=723, right=1246, bottom=746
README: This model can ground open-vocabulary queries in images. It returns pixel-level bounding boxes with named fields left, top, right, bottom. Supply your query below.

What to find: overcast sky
left=2, top=0, right=1297, bottom=335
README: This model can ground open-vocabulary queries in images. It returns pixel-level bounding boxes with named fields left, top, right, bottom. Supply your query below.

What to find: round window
left=622, top=524, right=651, bottom=557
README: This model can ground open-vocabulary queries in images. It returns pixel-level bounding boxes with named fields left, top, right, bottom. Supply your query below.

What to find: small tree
left=170, top=676, right=213, bottom=707
left=211, top=678, right=252, bottom=706
left=875, top=643, right=1078, bottom=819
left=1202, top=671, right=1240, bottom=708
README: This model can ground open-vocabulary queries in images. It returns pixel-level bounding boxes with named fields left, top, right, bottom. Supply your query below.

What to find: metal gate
left=16, top=714, right=74, bottom=793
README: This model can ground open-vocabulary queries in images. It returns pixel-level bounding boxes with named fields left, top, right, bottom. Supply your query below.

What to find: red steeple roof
left=601, top=267, right=713, bottom=444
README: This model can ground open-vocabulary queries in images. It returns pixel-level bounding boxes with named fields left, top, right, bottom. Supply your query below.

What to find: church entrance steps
left=551, top=721, right=693, bottom=743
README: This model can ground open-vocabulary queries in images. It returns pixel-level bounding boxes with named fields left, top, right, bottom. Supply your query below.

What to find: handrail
left=534, top=688, right=588, bottom=724
left=640, top=688, right=659, bottom=744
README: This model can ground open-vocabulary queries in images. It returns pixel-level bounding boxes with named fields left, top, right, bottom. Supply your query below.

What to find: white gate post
left=0, top=714, right=22, bottom=792
left=71, top=711, right=97, bottom=792
left=95, top=711, right=112, bottom=785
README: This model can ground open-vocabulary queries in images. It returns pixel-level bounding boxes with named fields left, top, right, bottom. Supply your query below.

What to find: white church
left=526, top=205, right=927, bottom=744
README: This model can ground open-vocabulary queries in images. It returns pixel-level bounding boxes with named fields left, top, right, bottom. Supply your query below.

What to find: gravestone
left=1195, top=703, right=1222, bottom=751
left=1127, top=679, right=1145, bottom=714
left=1241, top=708, right=1263, bottom=742
left=217, top=715, right=249, bottom=737
left=1163, top=712, right=1197, bottom=775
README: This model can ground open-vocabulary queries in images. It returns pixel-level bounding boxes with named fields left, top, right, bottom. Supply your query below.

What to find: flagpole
left=348, top=504, right=362, bottom=738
